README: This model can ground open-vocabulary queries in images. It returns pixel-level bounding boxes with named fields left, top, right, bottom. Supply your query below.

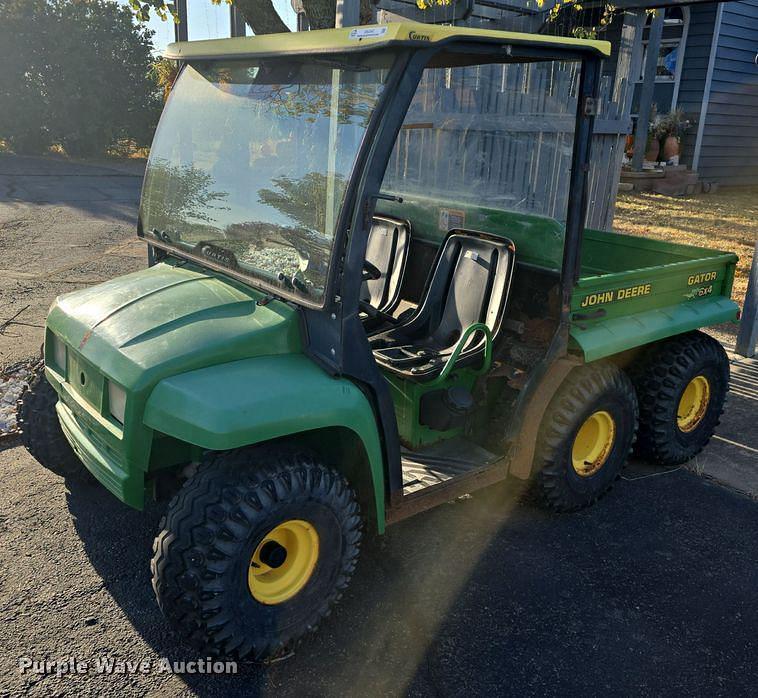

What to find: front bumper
left=53, top=378, right=145, bottom=509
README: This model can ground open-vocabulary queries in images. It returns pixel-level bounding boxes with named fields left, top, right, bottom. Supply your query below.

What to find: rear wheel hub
left=572, top=410, right=616, bottom=477
left=677, top=375, right=710, bottom=433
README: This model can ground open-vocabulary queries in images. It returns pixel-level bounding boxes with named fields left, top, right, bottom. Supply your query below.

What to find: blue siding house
left=599, top=0, right=758, bottom=185
left=687, top=0, right=758, bottom=184
left=378, top=0, right=758, bottom=190
left=604, top=0, right=758, bottom=185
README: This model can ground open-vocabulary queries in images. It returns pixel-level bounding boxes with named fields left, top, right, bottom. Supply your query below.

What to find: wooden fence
left=381, top=12, right=645, bottom=231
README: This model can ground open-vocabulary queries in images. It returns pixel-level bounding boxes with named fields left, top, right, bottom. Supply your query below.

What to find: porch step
left=620, top=166, right=700, bottom=196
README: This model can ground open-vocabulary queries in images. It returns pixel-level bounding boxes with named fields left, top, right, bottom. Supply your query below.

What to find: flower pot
left=645, top=139, right=660, bottom=162
left=663, top=135, right=680, bottom=161
left=625, top=134, right=635, bottom=158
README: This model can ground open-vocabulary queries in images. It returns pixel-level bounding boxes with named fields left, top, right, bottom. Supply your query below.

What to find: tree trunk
left=301, top=0, right=335, bottom=29
left=301, top=0, right=373, bottom=29
left=234, top=0, right=291, bottom=34
left=234, top=0, right=372, bottom=35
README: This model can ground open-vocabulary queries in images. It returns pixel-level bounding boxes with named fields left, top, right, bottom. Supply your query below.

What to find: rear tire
left=151, top=447, right=362, bottom=661
left=17, top=360, right=89, bottom=480
left=534, top=362, right=638, bottom=512
left=629, top=331, right=729, bottom=465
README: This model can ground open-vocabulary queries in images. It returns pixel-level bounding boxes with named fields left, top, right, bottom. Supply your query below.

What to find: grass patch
left=613, top=188, right=757, bottom=309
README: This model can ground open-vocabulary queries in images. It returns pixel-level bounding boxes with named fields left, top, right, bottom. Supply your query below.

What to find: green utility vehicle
left=21, top=22, right=738, bottom=660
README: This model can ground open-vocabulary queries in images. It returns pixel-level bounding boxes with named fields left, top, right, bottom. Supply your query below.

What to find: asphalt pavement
left=0, top=154, right=756, bottom=697
left=1, top=443, right=756, bottom=697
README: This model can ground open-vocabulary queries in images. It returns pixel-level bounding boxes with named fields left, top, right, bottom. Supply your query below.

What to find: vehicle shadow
left=65, top=459, right=758, bottom=696
left=64, top=474, right=536, bottom=696
left=0, top=435, right=22, bottom=455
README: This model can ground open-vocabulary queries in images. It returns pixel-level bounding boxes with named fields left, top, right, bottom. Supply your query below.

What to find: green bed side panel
left=144, top=354, right=387, bottom=531
left=570, top=296, right=740, bottom=362
left=379, top=196, right=736, bottom=280
left=379, top=193, right=566, bottom=268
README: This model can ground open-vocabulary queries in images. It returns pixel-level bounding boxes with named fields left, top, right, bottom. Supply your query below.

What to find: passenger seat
left=370, top=230, right=515, bottom=380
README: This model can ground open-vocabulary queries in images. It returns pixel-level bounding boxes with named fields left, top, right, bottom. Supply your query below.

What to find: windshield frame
left=138, top=52, right=404, bottom=310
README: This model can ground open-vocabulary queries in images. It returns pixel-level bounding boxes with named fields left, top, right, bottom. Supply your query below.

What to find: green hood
left=47, top=261, right=301, bottom=393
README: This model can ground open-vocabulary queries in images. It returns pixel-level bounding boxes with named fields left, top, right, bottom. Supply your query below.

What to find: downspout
left=692, top=2, right=724, bottom=172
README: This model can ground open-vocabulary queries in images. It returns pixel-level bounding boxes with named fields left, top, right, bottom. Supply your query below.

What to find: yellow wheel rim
left=248, top=519, right=319, bottom=605
left=572, top=410, right=616, bottom=477
left=677, top=375, right=711, bottom=433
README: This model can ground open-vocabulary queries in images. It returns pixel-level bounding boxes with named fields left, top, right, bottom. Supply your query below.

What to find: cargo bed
left=570, top=229, right=739, bottom=360
left=379, top=193, right=740, bottom=361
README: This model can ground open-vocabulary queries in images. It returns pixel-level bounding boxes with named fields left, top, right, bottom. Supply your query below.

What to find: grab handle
left=429, top=322, right=492, bottom=386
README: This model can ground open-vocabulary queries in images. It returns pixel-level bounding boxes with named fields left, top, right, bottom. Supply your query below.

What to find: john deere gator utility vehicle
left=21, top=22, right=739, bottom=660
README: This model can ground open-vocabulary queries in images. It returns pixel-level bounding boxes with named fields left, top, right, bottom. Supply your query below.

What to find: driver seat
left=370, top=231, right=515, bottom=381
left=360, top=216, right=410, bottom=321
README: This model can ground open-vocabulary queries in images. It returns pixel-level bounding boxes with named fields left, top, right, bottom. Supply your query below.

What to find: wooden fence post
left=596, top=9, right=645, bottom=230
left=230, top=4, right=247, bottom=37
left=631, top=9, right=664, bottom=171
left=335, top=0, right=360, bottom=27
left=736, top=241, right=758, bottom=358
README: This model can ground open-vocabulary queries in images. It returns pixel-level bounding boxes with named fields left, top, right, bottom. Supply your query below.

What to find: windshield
left=139, top=56, right=394, bottom=304
left=375, top=55, right=581, bottom=272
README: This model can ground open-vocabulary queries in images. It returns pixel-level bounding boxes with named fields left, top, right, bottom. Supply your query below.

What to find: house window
left=640, top=41, right=680, bottom=82
left=661, top=6, right=685, bottom=25
left=632, top=6, right=690, bottom=115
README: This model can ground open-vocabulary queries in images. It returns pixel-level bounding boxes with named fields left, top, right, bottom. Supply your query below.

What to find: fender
left=570, top=296, right=739, bottom=362
left=144, top=353, right=387, bottom=530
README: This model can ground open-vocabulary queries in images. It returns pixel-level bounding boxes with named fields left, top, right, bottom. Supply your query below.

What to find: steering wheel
left=362, top=260, right=382, bottom=282
left=358, top=299, right=397, bottom=324
left=359, top=261, right=399, bottom=322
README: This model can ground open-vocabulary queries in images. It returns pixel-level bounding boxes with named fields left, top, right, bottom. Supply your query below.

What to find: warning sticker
left=439, top=208, right=465, bottom=232
left=348, top=27, right=388, bottom=40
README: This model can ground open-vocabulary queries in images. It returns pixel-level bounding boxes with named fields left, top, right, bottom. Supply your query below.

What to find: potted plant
left=624, top=106, right=661, bottom=163
left=653, top=109, right=690, bottom=163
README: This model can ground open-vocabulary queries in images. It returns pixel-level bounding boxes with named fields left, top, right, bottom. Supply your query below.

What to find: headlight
left=108, top=381, right=127, bottom=424
left=51, top=335, right=66, bottom=373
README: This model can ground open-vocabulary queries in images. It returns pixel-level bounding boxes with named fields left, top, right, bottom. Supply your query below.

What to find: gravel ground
left=0, top=360, right=34, bottom=435
left=0, top=154, right=146, bottom=370
left=1, top=154, right=756, bottom=696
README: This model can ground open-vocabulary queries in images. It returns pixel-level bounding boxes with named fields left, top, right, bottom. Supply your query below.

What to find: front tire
left=534, top=362, right=638, bottom=512
left=151, top=448, right=362, bottom=661
left=17, top=360, right=89, bottom=480
left=629, top=331, right=729, bottom=465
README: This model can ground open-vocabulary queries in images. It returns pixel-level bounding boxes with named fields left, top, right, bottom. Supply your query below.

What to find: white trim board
left=692, top=2, right=723, bottom=172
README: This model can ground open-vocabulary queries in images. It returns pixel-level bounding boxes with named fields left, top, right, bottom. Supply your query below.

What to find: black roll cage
left=300, top=39, right=602, bottom=500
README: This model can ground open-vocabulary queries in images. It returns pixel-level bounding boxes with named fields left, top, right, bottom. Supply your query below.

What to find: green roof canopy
left=164, top=21, right=611, bottom=61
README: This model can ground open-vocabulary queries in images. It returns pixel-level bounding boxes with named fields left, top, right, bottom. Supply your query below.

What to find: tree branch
left=233, top=0, right=291, bottom=34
